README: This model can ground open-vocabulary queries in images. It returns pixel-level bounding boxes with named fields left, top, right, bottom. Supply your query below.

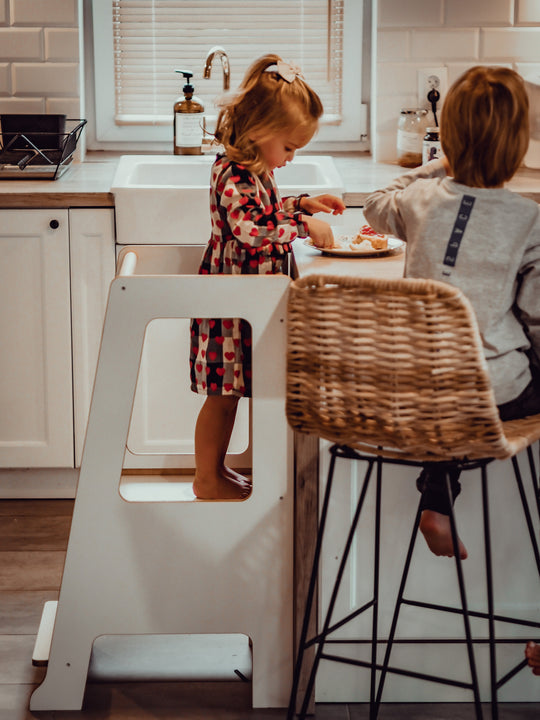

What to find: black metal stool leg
left=446, top=472, right=484, bottom=720
left=376, top=471, right=484, bottom=720
left=288, top=447, right=377, bottom=719
left=369, top=460, right=382, bottom=720
left=297, top=453, right=375, bottom=720
left=526, top=445, right=540, bottom=524
left=374, top=499, right=423, bottom=710
left=513, top=455, right=540, bottom=576
left=287, top=448, right=339, bottom=720
left=481, top=465, right=497, bottom=720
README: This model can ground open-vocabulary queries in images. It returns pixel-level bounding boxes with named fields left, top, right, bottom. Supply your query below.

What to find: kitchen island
left=289, top=212, right=540, bottom=705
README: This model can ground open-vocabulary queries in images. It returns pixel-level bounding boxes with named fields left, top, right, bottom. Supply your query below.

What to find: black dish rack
left=0, top=115, right=87, bottom=179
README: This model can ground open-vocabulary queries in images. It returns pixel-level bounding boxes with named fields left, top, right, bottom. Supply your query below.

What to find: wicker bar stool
left=286, top=274, right=540, bottom=720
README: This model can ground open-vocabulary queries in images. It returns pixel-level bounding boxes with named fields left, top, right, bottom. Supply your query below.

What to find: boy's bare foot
left=525, top=641, right=540, bottom=675
left=193, top=471, right=251, bottom=500
left=419, top=509, right=468, bottom=559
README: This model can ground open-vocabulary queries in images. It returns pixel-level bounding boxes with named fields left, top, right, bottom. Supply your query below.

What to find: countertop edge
left=0, top=192, right=115, bottom=208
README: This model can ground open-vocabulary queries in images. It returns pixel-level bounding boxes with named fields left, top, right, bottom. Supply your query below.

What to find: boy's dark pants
left=417, top=372, right=540, bottom=515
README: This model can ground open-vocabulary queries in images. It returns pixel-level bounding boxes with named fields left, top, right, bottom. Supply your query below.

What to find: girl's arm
left=363, top=158, right=447, bottom=239
left=282, top=194, right=346, bottom=217
left=222, top=176, right=307, bottom=247
left=298, top=194, right=346, bottom=216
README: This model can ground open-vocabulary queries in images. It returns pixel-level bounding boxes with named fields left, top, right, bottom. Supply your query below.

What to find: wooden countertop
left=0, top=161, right=116, bottom=208
left=292, top=208, right=406, bottom=279
left=0, top=154, right=539, bottom=208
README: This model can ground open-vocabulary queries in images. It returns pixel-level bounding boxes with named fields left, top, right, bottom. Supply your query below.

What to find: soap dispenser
left=174, top=70, right=204, bottom=155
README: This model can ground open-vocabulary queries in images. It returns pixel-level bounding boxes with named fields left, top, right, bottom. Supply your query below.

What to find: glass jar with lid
left=397, top=108, right=428, bottom=168
left=422, top=126, right=444, bottom=164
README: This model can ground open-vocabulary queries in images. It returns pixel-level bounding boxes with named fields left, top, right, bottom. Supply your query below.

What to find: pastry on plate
left=351, top=224, right=388, bottom=250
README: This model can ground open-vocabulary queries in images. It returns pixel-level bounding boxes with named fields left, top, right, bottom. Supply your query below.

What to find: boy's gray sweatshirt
left=364, top=159, right=540, bottom=405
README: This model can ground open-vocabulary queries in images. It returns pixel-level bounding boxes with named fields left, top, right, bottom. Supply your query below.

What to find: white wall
left=374, top=0, right=540, bottom=161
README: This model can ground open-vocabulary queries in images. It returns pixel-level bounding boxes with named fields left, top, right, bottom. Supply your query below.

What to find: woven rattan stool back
left=286, top=274, right=516, bottom=462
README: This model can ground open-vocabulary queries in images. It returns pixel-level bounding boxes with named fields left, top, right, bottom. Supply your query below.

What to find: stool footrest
left=404, top=598, right=540, bottom=630
left=320, top=653, right=476, bottom=690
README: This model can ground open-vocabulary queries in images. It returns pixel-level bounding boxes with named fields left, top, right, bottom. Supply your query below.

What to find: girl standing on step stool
left=189, top=53, right=346, bottom=500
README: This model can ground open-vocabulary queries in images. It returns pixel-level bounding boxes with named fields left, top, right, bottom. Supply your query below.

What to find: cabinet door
left=70, top=209, right=116, bottom=467
left=0, top=209, right=73, bottom=467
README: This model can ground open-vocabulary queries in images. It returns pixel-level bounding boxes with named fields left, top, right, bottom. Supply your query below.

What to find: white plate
left=304, top=235, right=405, bottom=257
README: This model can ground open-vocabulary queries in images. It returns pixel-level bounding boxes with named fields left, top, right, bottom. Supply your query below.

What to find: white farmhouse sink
left=112, top=154, right=344, bottom=245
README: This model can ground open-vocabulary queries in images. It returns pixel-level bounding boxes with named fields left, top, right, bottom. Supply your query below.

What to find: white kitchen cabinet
left=0, top=210, right=73, bottom=467
left=0, top=208, right=115, bottom=470
left=70, top=209, right=116, bottom=466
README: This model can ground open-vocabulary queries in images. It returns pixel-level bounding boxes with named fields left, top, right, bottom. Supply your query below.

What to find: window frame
left=84, top=0, right=370, bottom=152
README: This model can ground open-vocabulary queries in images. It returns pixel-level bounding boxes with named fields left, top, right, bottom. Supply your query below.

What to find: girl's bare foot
left=525, top=641, right=540, bottom=675
left=224, top=465, right=252, bottom=485
left=193, top=471, right=251, bottom=500
left=419, top=509, right=468, bottom=559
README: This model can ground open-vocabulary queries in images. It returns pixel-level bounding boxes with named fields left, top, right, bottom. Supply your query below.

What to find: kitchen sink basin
left=112, top=154, right=344, bottom=245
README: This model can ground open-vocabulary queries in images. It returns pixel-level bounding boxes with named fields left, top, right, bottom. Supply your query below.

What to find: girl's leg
left=193, top=395, right=251, bottom=500
left=218, top=399, right=251, bottom=485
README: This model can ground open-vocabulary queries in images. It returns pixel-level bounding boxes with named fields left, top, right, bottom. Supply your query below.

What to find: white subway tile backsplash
left=12, top=0, right=77, bottom=26
left=373, top=1, right=540, bottom=161
left=377, top=63, right=420, bottom=96
left=46, top=96, right=81, bottom=118
left=0, top=97, right=45, bottom=113
left=0, top=63, right=9, bottom=94
left=45, top=28, right=79, bottom=62
left=13, top=62, right=78, bottom=95
left=0, top=28, right=42, bottom=61
left=410, top=29, right=479, bottom=60
left=378, top=31, right=410, bottom=61
left=378, top=0, right=443, bottom=28
left=445, top=0, right=513, bottom=27
left=517, top=0, right=540, bottom=25
left=446, top=61, right=514, bottom=86
left=482, top=28, right=540, bottom=61
left=515, top=62, right=540, bottom=79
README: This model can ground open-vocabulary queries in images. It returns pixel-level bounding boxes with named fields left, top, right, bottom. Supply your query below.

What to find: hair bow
left=266, top=60, right=304, bottom=83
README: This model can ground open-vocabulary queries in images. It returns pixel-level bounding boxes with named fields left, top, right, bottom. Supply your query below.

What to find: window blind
left=112, top=0, right=344, bottom=126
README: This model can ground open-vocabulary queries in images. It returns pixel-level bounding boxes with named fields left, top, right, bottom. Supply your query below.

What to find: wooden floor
left=1, top=498, right=538, bottom=720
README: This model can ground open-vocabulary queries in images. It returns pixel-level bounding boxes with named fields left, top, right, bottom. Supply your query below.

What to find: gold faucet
left=203, top=46, right=230, bottom=91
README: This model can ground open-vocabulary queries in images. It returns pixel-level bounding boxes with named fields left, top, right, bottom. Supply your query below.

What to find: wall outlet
left=417, top=67, right=448, bottom=113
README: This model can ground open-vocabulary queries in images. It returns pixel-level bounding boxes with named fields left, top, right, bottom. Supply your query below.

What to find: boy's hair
left=441, top=66, right=529, bottom=188
left=214, top=54, right=323, bottom=174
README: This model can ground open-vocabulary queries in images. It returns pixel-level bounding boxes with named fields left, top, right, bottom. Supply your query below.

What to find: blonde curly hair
left=214, top=54, right=323, bottom=175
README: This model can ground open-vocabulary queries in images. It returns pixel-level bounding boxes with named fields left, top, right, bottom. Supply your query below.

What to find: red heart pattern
left=188, top=153, right=297, bottom=400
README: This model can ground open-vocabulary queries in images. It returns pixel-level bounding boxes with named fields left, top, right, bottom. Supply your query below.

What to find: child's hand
left=301, top=194, right=346, bottom=216
left=304, top=216, right=335, bottom=249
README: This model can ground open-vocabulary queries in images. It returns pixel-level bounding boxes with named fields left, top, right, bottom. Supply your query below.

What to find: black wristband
left=297, top=193, right=312, bottom=215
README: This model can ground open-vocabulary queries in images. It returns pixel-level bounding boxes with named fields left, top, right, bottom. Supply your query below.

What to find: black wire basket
left=0, top=115, right=87, bottom=179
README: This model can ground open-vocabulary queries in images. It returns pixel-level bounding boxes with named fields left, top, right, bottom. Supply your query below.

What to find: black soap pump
left=173, top=70, right=204, bottom=155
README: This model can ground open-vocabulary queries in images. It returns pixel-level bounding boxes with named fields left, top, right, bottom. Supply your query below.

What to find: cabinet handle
left=49, top=219, right=60, bottom=229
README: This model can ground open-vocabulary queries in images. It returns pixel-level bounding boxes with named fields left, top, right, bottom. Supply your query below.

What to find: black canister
left=422, top=127, right=443, bottom=164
